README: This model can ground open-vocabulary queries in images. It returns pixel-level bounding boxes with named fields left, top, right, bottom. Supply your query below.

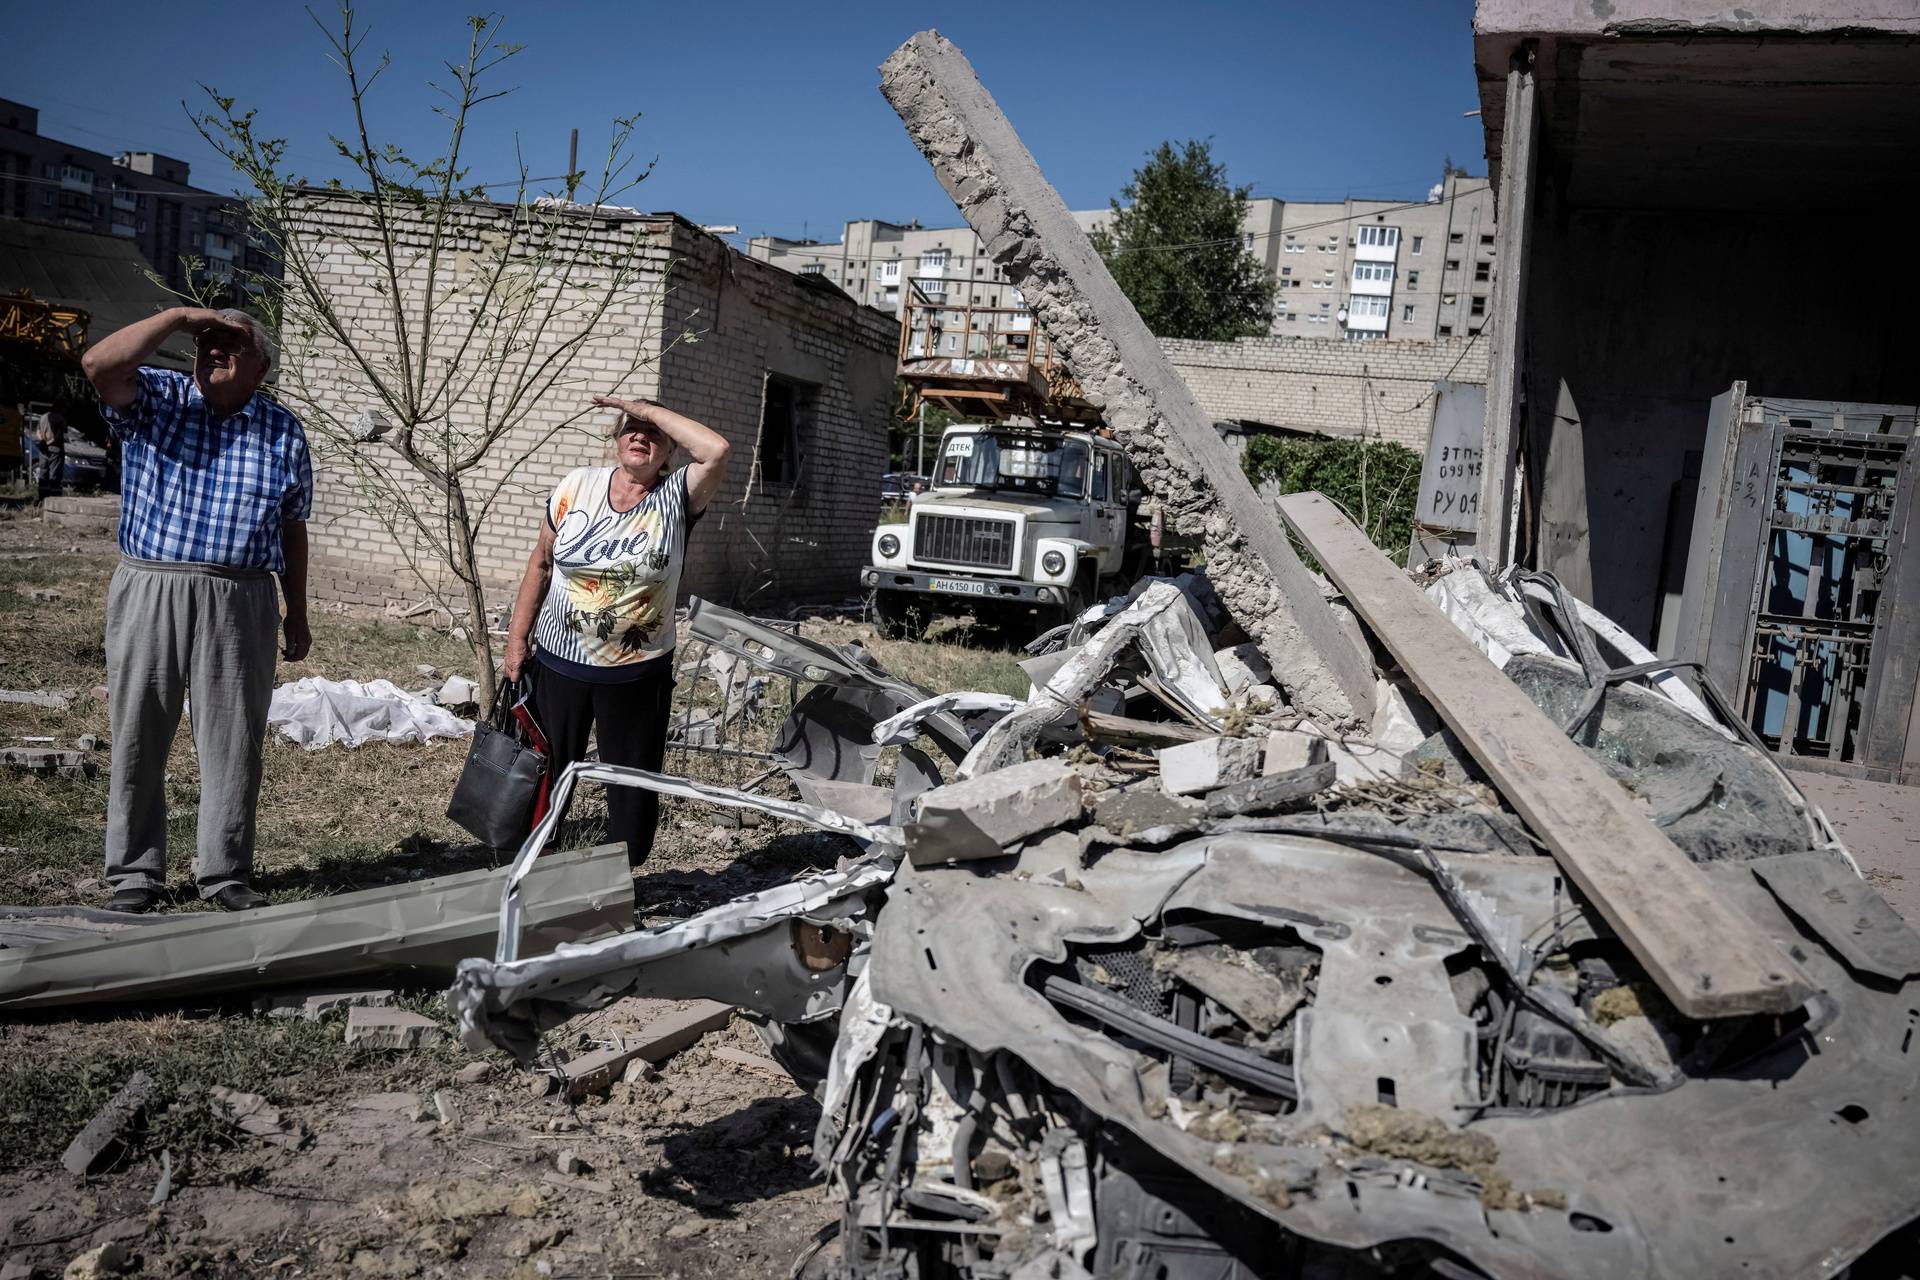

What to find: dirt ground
left=0, top=508, right=1023, bottom=1279
left=1788, top=769, right=1920, bottom=925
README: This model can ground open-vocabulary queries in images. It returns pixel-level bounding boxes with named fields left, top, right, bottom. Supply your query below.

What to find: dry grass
left=0, top=510, right=1026, bottom=910
left=0, top=509, right=1032, bottom=1191
left=0, top=513, right=492, bottom=906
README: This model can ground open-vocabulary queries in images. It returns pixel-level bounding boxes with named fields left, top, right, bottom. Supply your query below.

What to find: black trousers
left=532, top=658, right=674, bottom=866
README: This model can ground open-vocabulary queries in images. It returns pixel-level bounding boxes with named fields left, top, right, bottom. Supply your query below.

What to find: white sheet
left=268, top=677, right=474, bottom=750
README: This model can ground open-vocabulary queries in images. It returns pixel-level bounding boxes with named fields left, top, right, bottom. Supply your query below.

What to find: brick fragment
left=60, top=1071, right=156, bottom=1176
left=1157, top=736, right=1262, bottom=796
left=908, top=758, right=1084, bottom=865
left=344, top=1007, right=445, bottom=1050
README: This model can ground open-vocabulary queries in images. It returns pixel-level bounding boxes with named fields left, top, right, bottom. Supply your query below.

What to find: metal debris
left=0, top=844, right=630, bottom=1009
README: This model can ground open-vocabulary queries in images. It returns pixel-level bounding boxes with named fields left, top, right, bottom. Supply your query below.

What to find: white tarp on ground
left=268, top=677, right=474, bottom=750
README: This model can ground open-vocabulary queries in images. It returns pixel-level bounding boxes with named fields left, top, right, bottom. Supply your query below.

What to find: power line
left=0, top=170, right=592, bottom=202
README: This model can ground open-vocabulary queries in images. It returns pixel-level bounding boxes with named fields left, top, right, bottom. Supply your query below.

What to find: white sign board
left=1414, top=380, right=1486, bottom=532
left=1409, top=380, right=1486, bottom=562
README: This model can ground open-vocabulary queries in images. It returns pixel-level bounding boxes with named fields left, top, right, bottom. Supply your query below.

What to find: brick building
left=286, top=197, right=898, bottom=617
left=1163, top=332, right=1490, bottom=449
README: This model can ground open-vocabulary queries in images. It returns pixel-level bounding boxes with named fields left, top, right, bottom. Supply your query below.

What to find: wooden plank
left=554, top=999, right=734, bottom=1096
left=1276, top=491, right=1815, bottom=1019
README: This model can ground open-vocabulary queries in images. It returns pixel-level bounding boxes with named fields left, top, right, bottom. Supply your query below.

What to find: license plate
left=928, top=576, right=989, bottom=596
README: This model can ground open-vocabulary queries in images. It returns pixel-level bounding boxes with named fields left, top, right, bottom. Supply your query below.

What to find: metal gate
left=1677, top=389, right=1919, bottom=784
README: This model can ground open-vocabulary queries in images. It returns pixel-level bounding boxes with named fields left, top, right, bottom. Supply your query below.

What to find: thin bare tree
left=192, top=6, right=695, bottom=704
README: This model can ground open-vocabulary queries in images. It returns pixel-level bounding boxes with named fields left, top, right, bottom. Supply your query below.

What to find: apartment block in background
left=748, top=171, right=1496, bottom=345
left=0, top=98, right=272, bottom=296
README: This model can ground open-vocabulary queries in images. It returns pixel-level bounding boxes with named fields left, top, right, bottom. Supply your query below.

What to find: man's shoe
left=105, top=886, right=164, bottom=914
left=210, top=884, right=268, bottom=911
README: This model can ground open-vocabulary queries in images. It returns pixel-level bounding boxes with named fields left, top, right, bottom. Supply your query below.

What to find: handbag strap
left=489, top=675, right=525, bottom=732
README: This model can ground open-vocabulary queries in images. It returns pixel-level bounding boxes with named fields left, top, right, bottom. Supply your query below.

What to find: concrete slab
left=1790, top=771, right=1920, bottom=925
left=879, top=30, right=1373, bottom=724
left=1157, top=736, right=1262, bottom=796
left=910, top=758, right=1084, bottom=864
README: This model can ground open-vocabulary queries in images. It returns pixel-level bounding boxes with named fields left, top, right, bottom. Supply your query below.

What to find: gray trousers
left=105, top=558, right=280, bottom=896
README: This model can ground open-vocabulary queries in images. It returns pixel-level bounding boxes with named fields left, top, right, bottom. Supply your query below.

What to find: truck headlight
left=1041, top=549, right=1067, bottom=577
left=878, top=533, right=901, bottom=558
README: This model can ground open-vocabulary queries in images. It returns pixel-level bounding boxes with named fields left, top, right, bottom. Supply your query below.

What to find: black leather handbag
left=446, top=676, right=547, bottom=849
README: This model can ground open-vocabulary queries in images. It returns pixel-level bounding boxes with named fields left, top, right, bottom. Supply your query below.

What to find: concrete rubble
left=344, top=1007, right=445, bottom=1050
left=449, top=546, right=1916, bottom=1278
left=432, top=30, right=1920, bottom=1280
left=207, top=1086, right=307, bottom=1150
left=0, top=688, right=79, bottom=710
left=6, top=25, right=1916, bottom=1280
left=1155, top=735, right=1261, bottom=796
left=2, top=746, right=94, bottom=777
left=60, top=1071, right=156, bottom=1176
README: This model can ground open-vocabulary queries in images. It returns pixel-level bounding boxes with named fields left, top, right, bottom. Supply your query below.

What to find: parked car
left=58, top=428, right=108, bottom=490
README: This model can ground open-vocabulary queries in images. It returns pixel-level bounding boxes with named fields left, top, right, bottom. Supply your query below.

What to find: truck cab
left=862, top=424, right=1147, bottom=637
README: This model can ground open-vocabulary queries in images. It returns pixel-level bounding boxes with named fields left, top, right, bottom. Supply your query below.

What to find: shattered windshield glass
left=936, top=432, right=1088, bottom=498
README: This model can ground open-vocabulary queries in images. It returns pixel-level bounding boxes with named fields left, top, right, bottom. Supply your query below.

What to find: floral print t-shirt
left=533, top=466, right=695, bottom=682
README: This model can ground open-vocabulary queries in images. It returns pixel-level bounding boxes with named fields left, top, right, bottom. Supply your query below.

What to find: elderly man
left=81, top=307, right=312, bottom=912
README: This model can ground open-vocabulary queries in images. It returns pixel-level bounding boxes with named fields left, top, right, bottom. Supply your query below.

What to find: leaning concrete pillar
left=880, top=30, right=1373, bottom=723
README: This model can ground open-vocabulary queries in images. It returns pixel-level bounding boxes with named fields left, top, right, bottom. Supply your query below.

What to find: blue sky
left=2, top=1, right=1487, bottom=244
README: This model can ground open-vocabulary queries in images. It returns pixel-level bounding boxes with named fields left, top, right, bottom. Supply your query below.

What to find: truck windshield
left=935, top=432, right=1088, bottom=498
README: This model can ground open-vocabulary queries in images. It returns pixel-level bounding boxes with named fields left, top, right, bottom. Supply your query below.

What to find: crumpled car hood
left=868, top=833, right=1920, bottom=1278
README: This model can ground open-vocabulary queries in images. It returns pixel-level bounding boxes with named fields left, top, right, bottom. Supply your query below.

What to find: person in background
left=32, top=410, right=65, bottom=495
left=80, top=306, right=312, bottom=913
left=502, top=395, right=730, bottom=866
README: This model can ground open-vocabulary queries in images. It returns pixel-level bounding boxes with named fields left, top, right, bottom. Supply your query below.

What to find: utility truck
left=862, top=422, right=1153, bottom=638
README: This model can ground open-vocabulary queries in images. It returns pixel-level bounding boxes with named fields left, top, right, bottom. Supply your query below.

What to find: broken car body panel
left=0, top=844, right=632, bottom=1009
left=455, top=558, right=1920, bottom=1278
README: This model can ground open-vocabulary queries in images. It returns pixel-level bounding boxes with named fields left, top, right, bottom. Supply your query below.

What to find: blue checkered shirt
left=102, top=367, right=313, bottom=573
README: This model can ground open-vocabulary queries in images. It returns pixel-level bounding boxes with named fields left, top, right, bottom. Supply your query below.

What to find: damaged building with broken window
left=1472, top=0, right=1920, bottom=785
left=286, top=197, right=898, bottom=615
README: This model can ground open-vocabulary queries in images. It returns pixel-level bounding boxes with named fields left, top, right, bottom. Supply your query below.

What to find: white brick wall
left=283, top=197, right=896, bottom=616
left=1162, top=333, right=1489, bottom=449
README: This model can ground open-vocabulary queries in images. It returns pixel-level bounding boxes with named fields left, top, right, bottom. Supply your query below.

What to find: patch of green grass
left=0, top=995, right=459, bottom=1172
left=807, top=618, right=1030, bottom=701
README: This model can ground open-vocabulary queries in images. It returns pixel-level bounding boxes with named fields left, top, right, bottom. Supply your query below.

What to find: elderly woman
left=503, top=395, right=730, bottom=865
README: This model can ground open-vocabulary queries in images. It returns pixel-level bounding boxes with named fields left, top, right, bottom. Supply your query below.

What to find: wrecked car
left=449, top=544, right=1920, bottom=1280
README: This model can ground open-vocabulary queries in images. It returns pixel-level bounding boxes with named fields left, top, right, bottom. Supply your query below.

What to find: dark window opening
left=757, top=373, right=816, bottom=487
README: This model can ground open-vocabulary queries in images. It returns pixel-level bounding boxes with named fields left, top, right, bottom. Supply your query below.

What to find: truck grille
left=915, top=514, right=1016, bottom=571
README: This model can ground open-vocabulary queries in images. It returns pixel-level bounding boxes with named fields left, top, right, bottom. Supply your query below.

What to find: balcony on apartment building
left=58, top=165, right=95, bottom=194
left=203, top=233, right=237, bottom=261
left=1353, top=225, right=1400, bottom=263
left=1349, top=261, right=1395, bottom=298
left=1342, top=295, right=1392, bottom=334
